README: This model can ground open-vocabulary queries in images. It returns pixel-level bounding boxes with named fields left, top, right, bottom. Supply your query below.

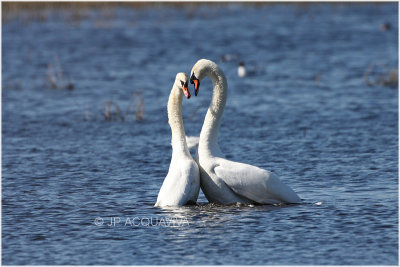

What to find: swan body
left=155, top=73, right=200, bottom=207
left=190, top=59, right=301, bottom=205
left=185, top=135, right=200, bottom=150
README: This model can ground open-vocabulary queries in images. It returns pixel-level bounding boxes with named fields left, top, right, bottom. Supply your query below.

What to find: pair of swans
left=155, top=59, right=301, bottom=207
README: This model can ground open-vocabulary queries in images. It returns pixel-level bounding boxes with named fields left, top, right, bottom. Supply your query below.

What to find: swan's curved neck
left=199, top=66, right=227, bottom=156
left=168, top=85, right=190, bottom=157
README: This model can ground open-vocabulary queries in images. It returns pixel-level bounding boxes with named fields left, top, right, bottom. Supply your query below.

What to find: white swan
left=155, top=73, right=200, bottom=207
left=190, top=59, right=301, bottom=205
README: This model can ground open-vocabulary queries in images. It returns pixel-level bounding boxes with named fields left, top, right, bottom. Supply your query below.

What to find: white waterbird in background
left=238, top=61, right=246, bottom=77
left=155, top=73, right=200, bottom=207
left=190, top=59, right=301, bottom=205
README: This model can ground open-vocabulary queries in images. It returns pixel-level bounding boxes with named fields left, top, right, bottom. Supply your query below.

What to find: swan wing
left=170, top=136, right=199, bottom=149
left=214, top=159, right=301, bottom=204
left=185, top=136, right=200, bottom=150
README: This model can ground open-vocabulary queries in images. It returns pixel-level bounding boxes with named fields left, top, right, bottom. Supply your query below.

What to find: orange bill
left=183, top=85, right=191, bottom=99
left=193, top=80, right=200, bottom=96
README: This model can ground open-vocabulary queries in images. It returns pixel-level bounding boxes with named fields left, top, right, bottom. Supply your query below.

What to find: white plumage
left=238, top=62, right=246, bottom=77
left=190, top=59, right=301, bottom=205
left=155, top=73, right=200, bottom=207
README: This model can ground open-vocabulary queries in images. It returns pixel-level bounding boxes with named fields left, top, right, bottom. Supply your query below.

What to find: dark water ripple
left=2, top=3, right=398, bottom=265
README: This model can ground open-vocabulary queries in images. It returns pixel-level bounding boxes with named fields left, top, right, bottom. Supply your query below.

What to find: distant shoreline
left=2, top=2, right=389, bottom=22
left=2, top=1, right=385, bottom=13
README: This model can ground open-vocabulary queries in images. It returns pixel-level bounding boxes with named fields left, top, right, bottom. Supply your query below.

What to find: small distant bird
left=221, top=54, right=238, bottom=63
left=380, top=22, right=391, bottom=31
left=238, top=61, right=246, bottom=78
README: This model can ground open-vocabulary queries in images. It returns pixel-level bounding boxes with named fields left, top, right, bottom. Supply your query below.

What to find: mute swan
left=155, top=73, right=200, bottom=207
left=190, top=59, right=301, bottom=205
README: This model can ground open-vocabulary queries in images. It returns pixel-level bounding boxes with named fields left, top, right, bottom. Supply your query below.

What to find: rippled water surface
left=2, top=3, right=398, bottom=265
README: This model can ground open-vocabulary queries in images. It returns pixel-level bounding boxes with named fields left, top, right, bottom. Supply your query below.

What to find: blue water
left=2, top=3, right=398, bottom=265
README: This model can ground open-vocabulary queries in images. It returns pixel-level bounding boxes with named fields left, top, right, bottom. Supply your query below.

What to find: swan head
left=175, top=72, right=190, bottom=99
left=190, top=59, right=215, bottom=96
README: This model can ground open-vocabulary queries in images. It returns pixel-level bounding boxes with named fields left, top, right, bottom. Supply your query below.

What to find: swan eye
left=180, top=81, right=189, bottom=88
